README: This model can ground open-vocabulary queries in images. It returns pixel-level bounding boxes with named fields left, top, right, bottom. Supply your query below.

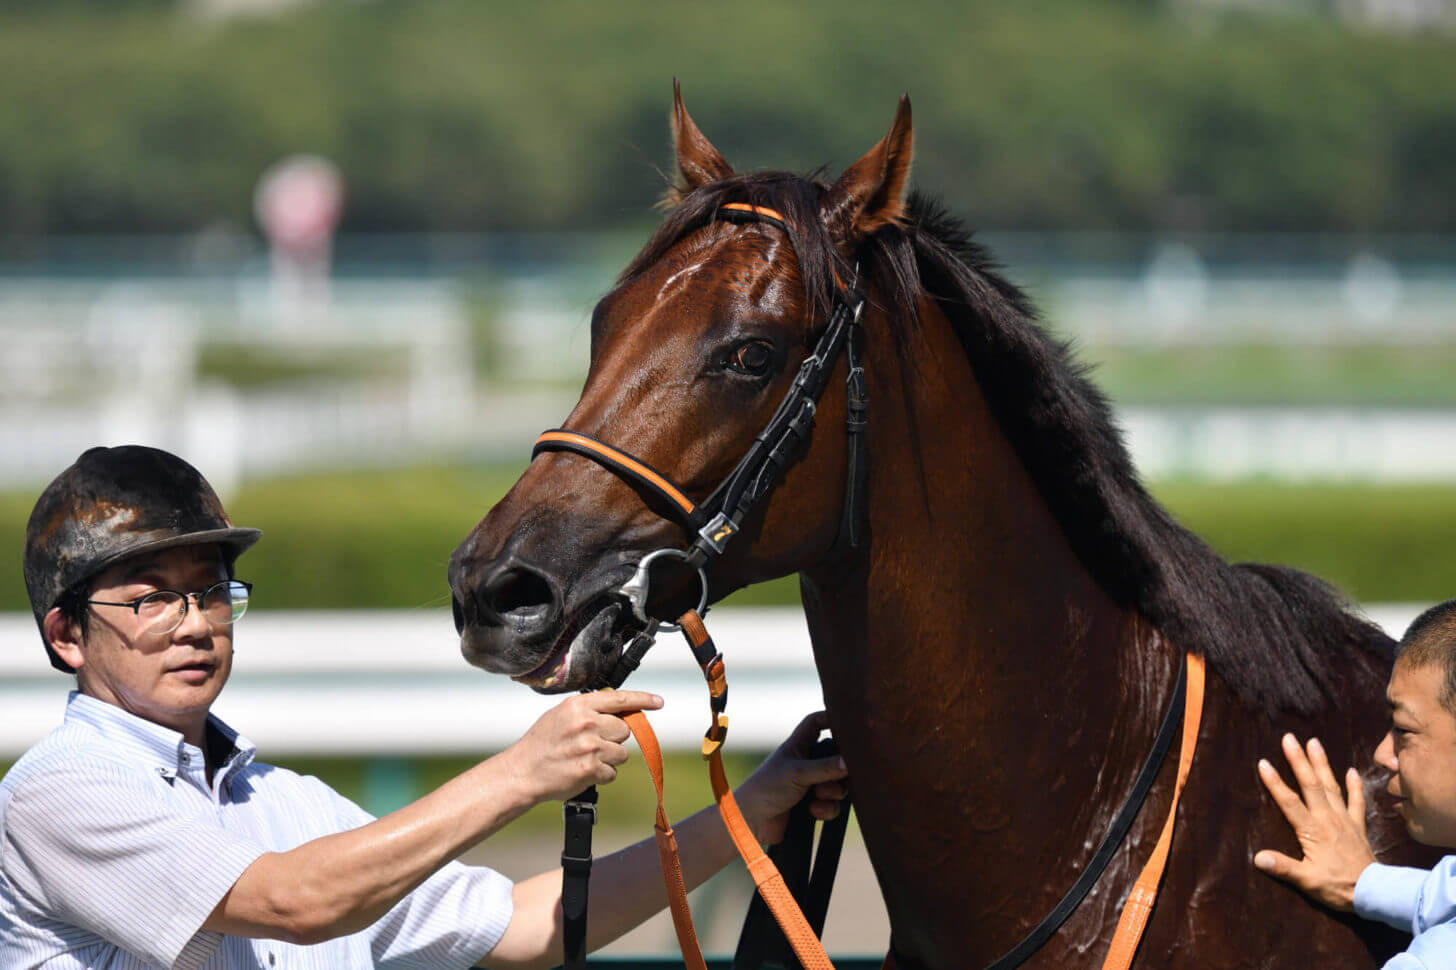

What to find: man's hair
left=53, top=579, right=93, bottom=644
left=1397, top=599, right=1456, bottom=717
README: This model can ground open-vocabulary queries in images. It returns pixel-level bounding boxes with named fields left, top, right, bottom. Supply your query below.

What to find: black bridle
left=542, top=202, right=866, bottom=970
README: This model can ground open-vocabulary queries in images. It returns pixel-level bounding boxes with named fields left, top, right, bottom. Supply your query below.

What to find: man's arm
left=204, top=689, right=662, bottom=945
left=1252, top=733, right=1377, bottom=910
left=483, top=711, right=850, bottom=970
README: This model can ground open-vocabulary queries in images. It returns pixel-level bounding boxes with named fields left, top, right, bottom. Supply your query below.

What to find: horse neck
left=799, top=292, right=1181, bottom=962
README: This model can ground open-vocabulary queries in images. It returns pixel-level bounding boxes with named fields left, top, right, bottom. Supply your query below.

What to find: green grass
left=4, top=466, right=1454, bottom=614
left=1087, top=343, right=1456, bottom=407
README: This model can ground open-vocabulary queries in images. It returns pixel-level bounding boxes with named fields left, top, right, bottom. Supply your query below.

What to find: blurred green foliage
left=0, top=0, right=1452, bottom=236
left=2, top=465, right=1452, bottom=610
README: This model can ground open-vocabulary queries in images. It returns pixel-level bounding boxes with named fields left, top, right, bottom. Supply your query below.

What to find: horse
left=447, top=87, right=1434, bottom=968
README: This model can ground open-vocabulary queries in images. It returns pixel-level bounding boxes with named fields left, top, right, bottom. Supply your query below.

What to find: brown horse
left=448, top=89, right=1434, bottom=968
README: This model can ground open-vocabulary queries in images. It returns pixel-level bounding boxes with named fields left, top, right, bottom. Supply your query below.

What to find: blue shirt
left=1356, top=858, right=1456, bottom=969
left=0, top=693, right=513, bottom=970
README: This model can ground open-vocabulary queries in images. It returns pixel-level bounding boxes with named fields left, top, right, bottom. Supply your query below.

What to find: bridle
left=532, top=201, right=869, bottom=651
left=537, top=202, right=865, bottom=970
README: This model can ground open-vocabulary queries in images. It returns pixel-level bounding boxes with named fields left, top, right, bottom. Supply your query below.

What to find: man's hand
left=503, top=690, right=664, bottom=804
left=1252, top=733, right=1376, bottom=911
left=734, top=711, right=851, bottom=845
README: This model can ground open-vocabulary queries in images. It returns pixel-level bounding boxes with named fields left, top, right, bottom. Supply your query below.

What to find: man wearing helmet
left=0, top=445, right=848, bottom=970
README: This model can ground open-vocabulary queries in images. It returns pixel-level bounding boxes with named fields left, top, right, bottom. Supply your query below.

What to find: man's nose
left=1373, top=730, right=1398, bottom=773
left=173, top=593, right=214, bottom=640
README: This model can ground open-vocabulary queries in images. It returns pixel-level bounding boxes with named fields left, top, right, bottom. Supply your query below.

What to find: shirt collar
left=63, top=691, right=257, bottom=783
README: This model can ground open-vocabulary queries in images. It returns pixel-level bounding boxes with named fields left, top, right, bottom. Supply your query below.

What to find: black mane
left=629, top=173, right=1394, bottom=714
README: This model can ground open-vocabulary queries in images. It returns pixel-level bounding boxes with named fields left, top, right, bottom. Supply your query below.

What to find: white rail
left=0, top=604, right=1428, bottom=758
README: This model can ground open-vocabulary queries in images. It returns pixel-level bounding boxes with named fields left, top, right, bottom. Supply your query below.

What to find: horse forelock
left=621, top=175, right=1393, bottom=715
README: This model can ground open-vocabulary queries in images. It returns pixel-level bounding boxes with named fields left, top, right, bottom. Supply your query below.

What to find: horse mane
left=625, top=172, right=1394, bottom=715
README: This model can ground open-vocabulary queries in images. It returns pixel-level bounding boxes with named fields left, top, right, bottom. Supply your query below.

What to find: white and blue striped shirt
left=0, top=692, right=513, bottom=970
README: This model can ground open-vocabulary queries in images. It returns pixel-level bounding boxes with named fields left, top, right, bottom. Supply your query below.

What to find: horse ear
left=821, top=95, right=914, bottom=242
left=670, top=80, right=734, bottom=200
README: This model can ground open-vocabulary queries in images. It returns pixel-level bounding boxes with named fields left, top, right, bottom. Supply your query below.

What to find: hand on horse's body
left=1254, top=733, right=1377, bottom=911
left=500, top=690, right=663, bottom=803
left=735, top=710, right=851, bottom=845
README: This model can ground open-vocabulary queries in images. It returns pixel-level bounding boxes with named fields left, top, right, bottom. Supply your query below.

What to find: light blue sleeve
left=1411, top=859, right=1456, bottom=935
left=1388, top=920, right=1456, bottom=969
left=1358, top=863, right=1437, bottom=933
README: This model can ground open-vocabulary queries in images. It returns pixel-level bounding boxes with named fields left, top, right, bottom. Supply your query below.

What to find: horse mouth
left=510, top=597, right=640, bottom=693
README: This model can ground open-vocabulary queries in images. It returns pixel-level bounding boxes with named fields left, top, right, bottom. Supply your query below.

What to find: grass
left=1086, top=343, right=1456, bottom=407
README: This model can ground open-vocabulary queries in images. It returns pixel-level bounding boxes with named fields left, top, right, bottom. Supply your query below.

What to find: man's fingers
left=790, top=753, right=849, bottom=789
left=589, top=690, right=664, bottom=714
left=1304, top=737, right=1345, bottom=804
left=1345, top=766, right=1368, bottom=831
left=784, top=710, right=832, bottom=753
left=1258, top=758, right=1312, bottom=828
left=593, top=712, right=631, bottom=744
left=1282, top=734, right=1331, bottom=808
left=1253, top=849, right=1304, bottom=885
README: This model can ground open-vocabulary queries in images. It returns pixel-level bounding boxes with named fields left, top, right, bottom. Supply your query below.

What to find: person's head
left=24, top=446, right=260, bottom=735
left=1374, top=599, right=1456, bottom=847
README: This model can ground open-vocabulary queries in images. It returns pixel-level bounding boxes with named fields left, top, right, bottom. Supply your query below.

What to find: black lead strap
left=561, top=785, right=598, bottom=970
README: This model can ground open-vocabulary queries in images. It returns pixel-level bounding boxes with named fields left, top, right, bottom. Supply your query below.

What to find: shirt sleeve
left=1357, top=858, right=1456, bottom=937
left=0, top=754, right=266, bottom=970
left=307, top=779, right=516, bottom=970
left=1357, top=863, right=1436, bottom=932
left=1388, top=921, right=1456, bottom=970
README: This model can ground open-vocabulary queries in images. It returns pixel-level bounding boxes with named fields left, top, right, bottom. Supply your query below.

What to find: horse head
left=448, top=85, right=913, bottom=692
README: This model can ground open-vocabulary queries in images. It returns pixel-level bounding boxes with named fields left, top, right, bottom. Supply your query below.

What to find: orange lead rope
left=1100, top=652, right=1205, bottom=970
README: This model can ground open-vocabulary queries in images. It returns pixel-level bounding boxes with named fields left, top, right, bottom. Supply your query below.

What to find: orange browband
left=720, top=202, right=792, bottom=225
left=534, top=430, right=698, bottom=518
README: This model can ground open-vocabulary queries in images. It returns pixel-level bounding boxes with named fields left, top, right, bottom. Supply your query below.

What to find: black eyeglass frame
left=87, top=579, right=254, bottom=632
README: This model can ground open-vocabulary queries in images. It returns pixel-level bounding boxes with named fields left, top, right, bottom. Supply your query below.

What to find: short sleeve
left=1, top=755, right=266, bottom=970
left=368, top=860, right=515, bottom=970
left=301, top=777, right=516, bottom=969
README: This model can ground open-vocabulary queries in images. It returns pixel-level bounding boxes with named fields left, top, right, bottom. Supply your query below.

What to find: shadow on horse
left=449, top=87, right=1434, bottom=968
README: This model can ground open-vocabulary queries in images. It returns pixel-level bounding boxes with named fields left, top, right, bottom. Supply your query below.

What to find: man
left=1255, top=599, right=1456, bottom=969
left=0, top=445, right=849, bottom=970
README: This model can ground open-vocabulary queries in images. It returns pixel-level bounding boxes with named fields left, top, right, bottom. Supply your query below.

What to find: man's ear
left=44, top=607, right=85, bottom=673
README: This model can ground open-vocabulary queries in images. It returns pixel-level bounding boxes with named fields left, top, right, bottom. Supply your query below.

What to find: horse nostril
left=451, top=595, right=466, bottom=635
left=480, top=563, right=560, bottom=630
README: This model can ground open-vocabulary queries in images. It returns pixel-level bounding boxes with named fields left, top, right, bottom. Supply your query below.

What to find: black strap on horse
left=544, top=202, right=866, bottom=970
left=533, top=205, right=868, bottom=577
left=733, top=738, right=852, bottom=970
left=978, top=654, right=1189, bottom=970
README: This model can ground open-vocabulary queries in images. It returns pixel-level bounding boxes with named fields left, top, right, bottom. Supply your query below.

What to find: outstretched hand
left=735, top=711, right=851, bottom=845
left=1252, top=733, right=1376, bottom=911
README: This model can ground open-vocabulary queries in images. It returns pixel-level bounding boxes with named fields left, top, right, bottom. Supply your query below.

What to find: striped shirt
left=0, top=692, right=513, bottom=970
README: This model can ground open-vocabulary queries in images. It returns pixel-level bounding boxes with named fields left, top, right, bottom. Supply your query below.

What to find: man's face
left=1374, top=659, right=1456, bottom=847
left=55, top=544, right=233, bottom=738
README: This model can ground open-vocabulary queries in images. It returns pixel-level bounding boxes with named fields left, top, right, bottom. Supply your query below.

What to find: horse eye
left=729, top=341, right=774, bottom=376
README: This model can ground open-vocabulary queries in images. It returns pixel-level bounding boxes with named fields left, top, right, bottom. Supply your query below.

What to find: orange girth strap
left=1100, top=651, right=1205, bottom=970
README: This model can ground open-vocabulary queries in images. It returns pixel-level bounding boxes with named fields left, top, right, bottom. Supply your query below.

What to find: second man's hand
left=1253, top=733, right=1377, bottom=911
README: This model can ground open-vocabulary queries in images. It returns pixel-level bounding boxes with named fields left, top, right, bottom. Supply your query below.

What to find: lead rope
left=621, top=609, right=835, bottom=970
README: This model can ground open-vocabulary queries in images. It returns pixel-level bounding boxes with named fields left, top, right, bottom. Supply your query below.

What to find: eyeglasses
left=88, top=580, right=253, bottom=636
